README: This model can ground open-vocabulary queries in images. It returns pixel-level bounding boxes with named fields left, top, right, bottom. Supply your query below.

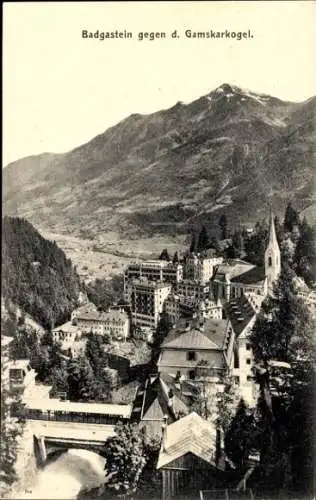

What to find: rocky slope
left=3, top=84, right=316, bottom=238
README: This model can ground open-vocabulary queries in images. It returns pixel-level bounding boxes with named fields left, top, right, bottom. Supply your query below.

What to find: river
left=17, top=449, right=106, bottom=499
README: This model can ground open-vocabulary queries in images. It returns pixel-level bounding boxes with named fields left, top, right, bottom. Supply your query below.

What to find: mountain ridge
left=3, top=84, right=316, bottom=238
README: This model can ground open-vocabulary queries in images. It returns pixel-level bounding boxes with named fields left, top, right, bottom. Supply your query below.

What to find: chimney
left=161, top=415, right=168, bottom=452
left=167, top=389, right=174, bottom=410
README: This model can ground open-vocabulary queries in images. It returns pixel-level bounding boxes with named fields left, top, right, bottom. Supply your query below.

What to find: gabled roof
left=162, top=317, right=228, bottom=350
left=157, top=412, right=218, bottom=469
left=76, top=308, right=129, bottom=324
left=225, top=296, right=257, bottom=338
left=52, top=321, right=78, bottom=333
left=213, top=259, right=256, bottom=281
left=230, top=266, right=266, bottom=284
left=140, top=374, right=189, bottom=423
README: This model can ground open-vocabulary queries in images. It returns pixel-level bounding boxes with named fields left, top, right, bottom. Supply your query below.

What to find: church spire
left=264, top=209, right=281, bottom=291
left=267, top=209, right=278, bottom=247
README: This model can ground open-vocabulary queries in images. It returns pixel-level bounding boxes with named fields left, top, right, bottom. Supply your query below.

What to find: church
left=212, top=212, right=281, bottom=302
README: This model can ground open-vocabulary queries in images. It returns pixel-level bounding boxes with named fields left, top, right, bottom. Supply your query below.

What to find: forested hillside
left=2, top=216, right=81, bottom=328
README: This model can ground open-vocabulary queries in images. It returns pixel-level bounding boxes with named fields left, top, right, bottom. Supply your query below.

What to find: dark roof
left=162, top=317, right=229, bottom=350
left=213, top=260, right=256, bottom=281
left=139, top=374, right=189, bottom=423
left=230, top=265, right=266, bottom=284
left=225, top=296, right=256, bottom=337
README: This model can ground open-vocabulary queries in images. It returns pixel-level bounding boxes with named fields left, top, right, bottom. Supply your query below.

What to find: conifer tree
left=197, top=225, right=209, bottom=253
left=219, top=214, right=228, bottom=240
left=293, top=218, right=316, bottom=286
left=189, top=233, right=197, bottom=253
left=159, top=248, right=170, bottom=261
left=103, top=424, right=147, bottom=495
left=284, top=202, right=299, bottom=233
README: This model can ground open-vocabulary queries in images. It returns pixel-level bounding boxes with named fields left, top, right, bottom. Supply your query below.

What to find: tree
left=67, top=356, right=97, bottom=402
left=224, top=245, right=237, bottom=260
left=159, top=248, right=170, bottom=261
left=190, top=361, right=219, bottom=422
left=209, top=236, right=221, bottom=254
left=250, top=264, right=313, bottom=363
left=2, top=216, right=81, bottom=329
left=274, top=215, right=284, bottom=245
left=172, top=251, right=180, bottom=264
left=103, top=423, right=147, bottom=496
left=224, top=399, right=262, bottom=468
left=0, top=352, right=25, bottom=495
left=216, top=374, right=240, bottom=434
left=284, top=202, right=299, bottom=233
left=45, top=364, right=69, bottom=398
left=219, top=214, right=228, bottom=240
left=249, top=264, right=316, bottom=495
left=85, top=333, right=108, bottom=377
left=232, top=231, right=244, bottom=258
left=197, top=226, right=209, bottom=253
left=280, top=237, right=295, bottom=265
left=293, top=218, right=316, bottom=286
left=86, top=276, right=124, bottom=311
left=244, top=226, right=268, bottom=266
left=189, top=233, right=197, bottom=253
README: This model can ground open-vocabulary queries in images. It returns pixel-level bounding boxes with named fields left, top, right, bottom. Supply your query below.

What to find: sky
left=3, top=1, right=316, bottom=165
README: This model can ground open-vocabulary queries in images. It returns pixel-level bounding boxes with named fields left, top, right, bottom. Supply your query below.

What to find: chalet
left=157, top=412, right=224, bottom=499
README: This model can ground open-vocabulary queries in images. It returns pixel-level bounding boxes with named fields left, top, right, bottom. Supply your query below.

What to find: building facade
left=183, top=254, right=223, bottom=284
left=124, top=260, right=183, bottom=289
left=127, top=280, right=172, bottom=329
left=212, top=214, right=280, bottom=302
left=75, top=308, right=130, bottom=341
left=157, top=317, right=235, bottom=380
left=176, top=280, right=212, bottom=301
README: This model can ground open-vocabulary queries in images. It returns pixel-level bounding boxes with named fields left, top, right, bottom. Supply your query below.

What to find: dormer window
left=187, top=351, right=196, bottom=361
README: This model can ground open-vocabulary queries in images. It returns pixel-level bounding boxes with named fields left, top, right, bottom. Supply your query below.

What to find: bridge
left=31, top=420, right=116, bottom=465
left=23, top=399, right=133, bottom=466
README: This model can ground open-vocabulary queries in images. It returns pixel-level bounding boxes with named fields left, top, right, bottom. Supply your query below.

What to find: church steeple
left=264, top=211, right=281, bottom=290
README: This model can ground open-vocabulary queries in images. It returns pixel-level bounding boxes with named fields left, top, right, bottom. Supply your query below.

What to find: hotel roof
left=213, top=259, right=256, bottom=280
left=52, top=321, right=78, bottom=333
left=76, top=308, right=129, bottom=323
left=162, top=317, right=229, bottom=350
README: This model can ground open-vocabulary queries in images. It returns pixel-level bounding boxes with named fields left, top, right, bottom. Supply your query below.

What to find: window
left=246, top=358, right=251, bottom=365
left=268, top=257, right=272, bottom=267
left=247, top=375, right=252, bottom=381
left=246, top=343, right=251, bottom=351
left=187, top=351, right=196, bottom=361
left=189, top=370, right=196, bottom=380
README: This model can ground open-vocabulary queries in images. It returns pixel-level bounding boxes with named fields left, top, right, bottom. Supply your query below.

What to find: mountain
left=3, top=84, right=316, bottom=239
left=2, top=216, right=81, bottom=328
